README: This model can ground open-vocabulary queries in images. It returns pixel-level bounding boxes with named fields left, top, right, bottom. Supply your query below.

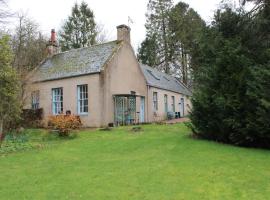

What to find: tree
left=0, top=35, right=21, bottom=145
left=0, top=0, right=12, bottom=25
left=143, top=0, right=173, bottom=73
left=190, top=4, right=270, bottom=148
left=169, top=2, right=205, bottom=85
left=137, top=34, right=159, bottom=67
left=95, top=23, right=109, bottom=44
left=138, top=1, right=205, bottom=86
left=59, top=1, right=97, bottom=51
left=11, top=13, right=47, bottom=106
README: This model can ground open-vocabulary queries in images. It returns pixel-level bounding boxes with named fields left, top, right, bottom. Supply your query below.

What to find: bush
left=7, top=109, right=44, bottom=129
left=190, top=8, right=270, bottom=148
left=48, top=115, right=82, bottom=137
left=0, top=131, right=34, bottom=154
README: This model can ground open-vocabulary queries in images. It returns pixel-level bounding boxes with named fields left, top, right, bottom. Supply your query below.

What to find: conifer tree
left=190, top=4, right=270, bottom=148
left=138, top=1, right=205, bottom=86
left=59, top=1, right=97, bottom=51
left=144, top=0, right=173, bottom=73
left=137, top=34, right=158, bottom=67
left=169, top=2, right=205, bottom=85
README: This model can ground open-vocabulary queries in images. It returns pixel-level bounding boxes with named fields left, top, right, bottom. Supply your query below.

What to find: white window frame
left=31, top=90, right=40, bottom=110
left=77, top=84, right=88, bottom=115
left=153, top=92, right=158, bottom=111
left=52, top=88, right=63, bottom=115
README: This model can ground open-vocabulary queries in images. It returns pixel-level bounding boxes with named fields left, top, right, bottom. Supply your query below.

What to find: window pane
left=52, top=88, right=63, bottom=115
left=77, top=85, right=88, bottom=114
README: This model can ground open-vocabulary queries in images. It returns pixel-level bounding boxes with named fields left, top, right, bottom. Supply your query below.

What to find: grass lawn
left=0, top=123, right=270, bottom=200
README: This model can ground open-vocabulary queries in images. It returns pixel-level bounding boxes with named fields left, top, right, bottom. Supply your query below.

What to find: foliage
left=0, top=131, right=34, bottom=153
left=0, top=128, right=63, bottom=154
left=190, top=5, right=270, bottom=148
left=137, top=34, right=158, bottom=67
left=59, top=1, right=97, bottom=51
left=143, top=0, right=173, bottom=73
left=138, top=1, right=205, bottom=86
left=48, top=115, right=82, bottom=136
left=20, top=108, right=43, bottom=128
left=169, top=2, right=205, bottom=85
left=0, top=124, right=270, bottom=199
left=12, top=14, right=47, bottom=72
left=11, top=14, right=47, bottom=107
left=0, top=35, right=21, bottom=140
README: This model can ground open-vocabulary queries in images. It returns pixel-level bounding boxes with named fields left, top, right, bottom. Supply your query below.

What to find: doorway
left=140, top=97, right=145, bottom=123
left=180, top=98, right=185, bottom=117
left=114, top=95, right=136, bottom=125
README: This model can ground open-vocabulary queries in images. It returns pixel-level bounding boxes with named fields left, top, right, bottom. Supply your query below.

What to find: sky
left=7, top=0, right=242, bottom=49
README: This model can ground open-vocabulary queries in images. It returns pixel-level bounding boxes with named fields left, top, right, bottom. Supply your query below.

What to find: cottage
left=25, top=25, right=192, bottom=127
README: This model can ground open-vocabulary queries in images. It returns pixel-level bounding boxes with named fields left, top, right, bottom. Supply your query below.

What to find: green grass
left=0, top=124, right=269, bottom=200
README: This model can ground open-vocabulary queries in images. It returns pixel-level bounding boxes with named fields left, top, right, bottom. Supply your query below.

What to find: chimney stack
left=47, top=29, right=58, bottom=56
left=117, top=24, right=131, bottom=44
left=51, top=29, right=56, bottom=43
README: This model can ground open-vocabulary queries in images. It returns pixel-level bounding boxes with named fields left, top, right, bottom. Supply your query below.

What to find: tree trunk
left=181, top=46, right=187, bottom=84
left=161, top=9, right=169, bottom=74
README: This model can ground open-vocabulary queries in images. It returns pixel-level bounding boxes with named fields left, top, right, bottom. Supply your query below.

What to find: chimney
left=47, top=29, right=58, bottom=56
left=117, top=24, right=131, bottom=44
left=51, top=29, right=56, bottom=43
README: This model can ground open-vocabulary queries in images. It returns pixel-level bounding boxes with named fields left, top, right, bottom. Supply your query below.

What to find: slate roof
left=140, top=64, right=192, bottom=96
left=33, top=40, right=121, bottom=82
left=32, top=39, right=191, bottom=96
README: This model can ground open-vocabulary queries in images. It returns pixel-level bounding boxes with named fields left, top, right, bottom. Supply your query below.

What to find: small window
left=52, top=88, right=63, bottom=115
left=31, top=90, right=39, bottom=110
left=171, top=96, right=175, bottom=112
left=153, top=92, right=158, bottom=111
left=164, top=94, right=168, bottom=113
left=147, top=70, right=160, bottom=80
left=77, top=85, right=88, bottom=114
left=163, top=76, right=170, bottom=81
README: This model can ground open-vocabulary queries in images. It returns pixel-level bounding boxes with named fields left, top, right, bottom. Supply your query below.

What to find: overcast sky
left=7, top=0, right=241, bottom=49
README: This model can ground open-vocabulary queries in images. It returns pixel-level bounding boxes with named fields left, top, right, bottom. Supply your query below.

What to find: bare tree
left=11, top=13, right=47, bottom=106
left=0, top=0, right=13, bottom=25
left=96, top=23, right=110, bottom=44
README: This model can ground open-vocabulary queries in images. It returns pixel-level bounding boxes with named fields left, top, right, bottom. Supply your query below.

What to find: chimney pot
left=117, top=24, right=131, bottom=44
left=51, top=29, right=56, bottom=43
left=47, top=28, right=58, bottom=56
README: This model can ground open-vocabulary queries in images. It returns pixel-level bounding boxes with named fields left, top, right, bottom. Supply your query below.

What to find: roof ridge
left=51, top=40, right=120, bottom=57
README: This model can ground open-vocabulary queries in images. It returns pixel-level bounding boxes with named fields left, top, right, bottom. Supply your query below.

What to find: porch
left=113, top=94, right=145, bottom=126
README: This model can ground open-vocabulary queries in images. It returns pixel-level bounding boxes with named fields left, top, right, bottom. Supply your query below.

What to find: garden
left=0, top=123, right=269, bottom=200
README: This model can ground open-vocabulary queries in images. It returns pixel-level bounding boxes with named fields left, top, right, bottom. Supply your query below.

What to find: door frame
left=140, top=96, right=145, bottom=123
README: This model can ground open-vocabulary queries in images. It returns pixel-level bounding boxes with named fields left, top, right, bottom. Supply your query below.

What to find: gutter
left=146, top=84, right=192, bottom=96
left=33, top=72, right=101, bottom=83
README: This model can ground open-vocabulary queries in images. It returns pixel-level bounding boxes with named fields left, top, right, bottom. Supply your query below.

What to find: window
left=163, top=76, right=170, bottom=81
left=171, top=96, right=175, bottom=112
left=52, top=88, right=63, bottom=115
left=164, top=94, right=168, bottom=113
left=77, top=85, right=88, bottom=114
left=147, top=69, right=160, bottom=80
left=31, top=90, right=39, bottom=109
left=153, top=92, right=158, bottom=111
